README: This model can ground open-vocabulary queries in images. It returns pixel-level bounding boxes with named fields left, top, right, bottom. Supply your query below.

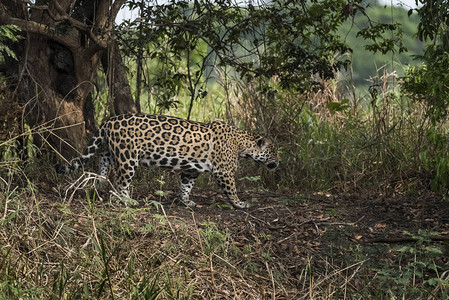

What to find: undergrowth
left=234, top=70, right=442, bottom=195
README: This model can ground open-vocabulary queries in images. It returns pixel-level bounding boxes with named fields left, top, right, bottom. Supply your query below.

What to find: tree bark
left=0, top=0, right=133, bottom=158
left=101, top=41, right=138, bottom=115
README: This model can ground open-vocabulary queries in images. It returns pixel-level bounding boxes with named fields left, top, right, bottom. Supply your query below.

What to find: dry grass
left=0, top=176, right=381, bottom=299
left=1, top=161, right=449, bottom=299
left=0, top=185, right=282, bottom=299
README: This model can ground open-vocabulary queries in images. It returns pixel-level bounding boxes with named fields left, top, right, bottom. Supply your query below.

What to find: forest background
left=1, top=0, right=449, bottom=298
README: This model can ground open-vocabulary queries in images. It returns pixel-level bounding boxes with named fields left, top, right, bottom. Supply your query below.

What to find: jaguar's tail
left=55, top=126, right=106, bottom=174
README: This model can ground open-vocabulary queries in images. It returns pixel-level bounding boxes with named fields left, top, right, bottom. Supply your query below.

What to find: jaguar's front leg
left=213, top=171, right=249, bottom=209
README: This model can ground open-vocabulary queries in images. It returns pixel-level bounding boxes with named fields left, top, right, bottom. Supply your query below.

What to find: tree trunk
left=101, top=42, right=138, bottom=115
left=0, top=0, right=132, bottom=158
left=23, top=34, right=101, bottom=158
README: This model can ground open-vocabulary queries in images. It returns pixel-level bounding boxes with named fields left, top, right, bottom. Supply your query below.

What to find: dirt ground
left=139, top=187, right=449, bottom=295
left=164, top=188, right=449, bottom=253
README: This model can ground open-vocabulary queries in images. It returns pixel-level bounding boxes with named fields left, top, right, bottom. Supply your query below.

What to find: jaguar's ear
left=256, top=136, right=265, bottom=148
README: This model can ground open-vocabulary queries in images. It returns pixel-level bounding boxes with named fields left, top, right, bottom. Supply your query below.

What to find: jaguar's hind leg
left=179, top=171, right=199, bottom=207
left=112, top=160, right=138, bottom=206
left=98, top=151, right=114, bottom=179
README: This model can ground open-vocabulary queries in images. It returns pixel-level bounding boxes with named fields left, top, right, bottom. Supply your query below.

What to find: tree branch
left=109, top=0, right=127, bottom=30
left=0, top=13, right=79, bottom=50
left=52, top=1, right=108, bottom=49
left=4, top=1, right=108, bottom=49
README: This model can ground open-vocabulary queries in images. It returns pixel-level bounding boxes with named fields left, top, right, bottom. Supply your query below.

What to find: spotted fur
left=56, top=113, right=279, bottom=208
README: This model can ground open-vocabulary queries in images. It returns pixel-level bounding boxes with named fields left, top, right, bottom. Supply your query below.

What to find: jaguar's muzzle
left=267, top=162, right=279, bottom=170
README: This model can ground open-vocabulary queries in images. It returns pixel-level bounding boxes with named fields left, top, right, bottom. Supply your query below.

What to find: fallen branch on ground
left=364, top=235, right=449, bottom=244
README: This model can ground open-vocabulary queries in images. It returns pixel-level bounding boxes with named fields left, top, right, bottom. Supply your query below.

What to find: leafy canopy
left=402, top=0, right=449, bottom=122
left=118, top=0, right=404, bottom=96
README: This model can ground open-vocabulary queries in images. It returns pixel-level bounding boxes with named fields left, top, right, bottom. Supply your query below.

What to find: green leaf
left=327, top=99, right=350, bottom=112
left=0, top=25, right=22, bottom=61
left=155, top=190, right=166, bottom=197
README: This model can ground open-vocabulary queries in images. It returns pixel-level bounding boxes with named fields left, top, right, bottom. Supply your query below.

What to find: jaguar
left=56, top=113, right=279, bottom=208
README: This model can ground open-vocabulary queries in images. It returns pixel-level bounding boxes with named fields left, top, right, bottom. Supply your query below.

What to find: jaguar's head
left=253, top=136, right=280, bottom=171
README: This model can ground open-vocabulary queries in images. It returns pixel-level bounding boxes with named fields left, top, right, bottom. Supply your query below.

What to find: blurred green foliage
left=339, top=3, right=424, bottom=88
